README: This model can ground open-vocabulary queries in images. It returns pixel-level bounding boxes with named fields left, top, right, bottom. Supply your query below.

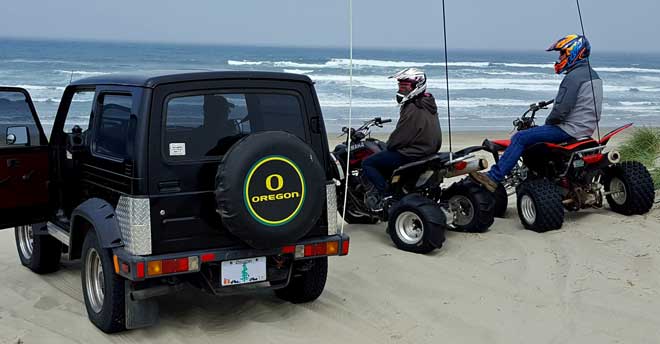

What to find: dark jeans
left=488, top=125, right=573, bottom=182
left=362, top=150, right=414, bottom=193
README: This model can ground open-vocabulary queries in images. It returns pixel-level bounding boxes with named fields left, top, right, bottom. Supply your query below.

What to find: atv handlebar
left=340, top=117, right=393, bottom=142
left=513, top=99, right=555, bottom=131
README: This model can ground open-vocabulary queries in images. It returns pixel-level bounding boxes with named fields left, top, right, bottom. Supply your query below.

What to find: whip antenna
left=340, top=0, right=354, bottom=235
left=441, top=0, right=453, bottom=159
left=576, top=0, right=601, bottom=142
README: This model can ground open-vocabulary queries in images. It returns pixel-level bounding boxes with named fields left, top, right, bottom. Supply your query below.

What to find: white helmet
left=389, top=68, right=427, bottom=104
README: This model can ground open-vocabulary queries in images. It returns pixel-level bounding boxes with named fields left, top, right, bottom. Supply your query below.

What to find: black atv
left=330, top=117, right=495, bottom=253
left=482, top=100, right=656, bottom=232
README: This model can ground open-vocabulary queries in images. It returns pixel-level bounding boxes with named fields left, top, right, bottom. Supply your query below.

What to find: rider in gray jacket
left=471, top=34, right=602, bottom=192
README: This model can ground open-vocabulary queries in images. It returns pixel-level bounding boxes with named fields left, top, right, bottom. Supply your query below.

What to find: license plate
left=221, top=257, right=267, bottom=286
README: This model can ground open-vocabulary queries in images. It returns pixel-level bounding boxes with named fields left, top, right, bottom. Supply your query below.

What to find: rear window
left=164, top=91, right=306, bottom=160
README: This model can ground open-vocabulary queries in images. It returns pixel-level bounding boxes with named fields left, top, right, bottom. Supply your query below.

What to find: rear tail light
left=281, top=241, right=346, bottom=258
left=145, top=256, right=200, bottom=277
left=341, top=240, right=350, bottom=255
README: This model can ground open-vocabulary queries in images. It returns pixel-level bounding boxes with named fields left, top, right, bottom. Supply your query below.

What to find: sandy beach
left=1, top=130, right=659, bottom=344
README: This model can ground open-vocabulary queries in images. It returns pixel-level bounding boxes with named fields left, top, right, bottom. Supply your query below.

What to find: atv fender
left=70, top=198, right=123, bottom=260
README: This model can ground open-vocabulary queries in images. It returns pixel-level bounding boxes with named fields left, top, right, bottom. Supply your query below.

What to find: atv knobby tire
left=604, top=161, right=655, bottom=215
left=215, top=131, right=325, bottom=249
left=516, top=178, right=564, bottom=232
left=493, top=183, right=509, bottom=218
left=443, top=179, right=495, bottom=233
left=387, top=194, right=446, bottom=254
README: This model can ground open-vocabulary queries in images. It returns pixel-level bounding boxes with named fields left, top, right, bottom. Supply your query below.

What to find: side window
left=0, top=90, right=41, bottom=147
left=164, top=91, right=305, bottom=161
left=63, top=91, right=95, bottom=133
left=95, top=94, right=133, bottom=158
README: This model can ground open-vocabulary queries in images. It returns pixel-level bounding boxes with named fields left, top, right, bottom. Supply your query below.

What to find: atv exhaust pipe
left=607, top=150, right=621, bottom=164
left=446, top=158, right=488, bottom=178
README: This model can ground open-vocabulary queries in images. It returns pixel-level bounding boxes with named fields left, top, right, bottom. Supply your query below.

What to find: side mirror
left=6, top=126, right=29, bottom=145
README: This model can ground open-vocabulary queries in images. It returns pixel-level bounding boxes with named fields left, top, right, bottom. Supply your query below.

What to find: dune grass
left=618, top=127, right=660, bottom=189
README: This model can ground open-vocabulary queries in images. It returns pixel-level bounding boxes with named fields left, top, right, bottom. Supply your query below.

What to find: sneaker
left=470, top=172, right=498, bottom=192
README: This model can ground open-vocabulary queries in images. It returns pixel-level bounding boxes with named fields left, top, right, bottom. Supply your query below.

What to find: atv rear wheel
left=444, top=179, right=495, bottom=233
left=516, top=179, right=564, bottom=232
left=493, top=183, right=509, bottom=218
left=387, top=194, right=446, bottom=254
left=604, top=161, right=655, bottom=215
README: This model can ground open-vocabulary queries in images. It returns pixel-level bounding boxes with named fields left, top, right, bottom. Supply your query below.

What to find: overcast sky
left=1, top=0, right=658, bottom=52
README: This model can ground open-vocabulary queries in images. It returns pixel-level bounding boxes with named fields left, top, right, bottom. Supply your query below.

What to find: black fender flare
left=69, top=198, right=123, bottom=260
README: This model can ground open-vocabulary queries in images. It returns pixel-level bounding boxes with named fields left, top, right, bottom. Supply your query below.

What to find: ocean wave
left=318, top=96, right=532, bottom=108
left=227, top=60, right=264, bottom=66
left=595, top=67, right=660, bottom=74
left=55, top=70, right=111, bottom=76
left=283, top=69, right=314, bottom=74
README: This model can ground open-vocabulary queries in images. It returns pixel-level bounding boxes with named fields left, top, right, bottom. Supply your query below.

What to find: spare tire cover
left=215, top=131, right=325, bottom=249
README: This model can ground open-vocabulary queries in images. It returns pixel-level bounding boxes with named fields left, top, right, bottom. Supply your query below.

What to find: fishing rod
left=340, top=0, right=353, bottom=235
left=441, top=0, right=453, bottom=160
left=576, top=0, right=601, bottom=142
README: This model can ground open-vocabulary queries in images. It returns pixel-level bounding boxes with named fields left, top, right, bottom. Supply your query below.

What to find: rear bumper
left=113, top=234, right=349, bottom=281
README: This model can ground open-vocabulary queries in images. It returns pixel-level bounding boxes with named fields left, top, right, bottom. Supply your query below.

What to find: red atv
left=482, top=100, right=655, bottom=232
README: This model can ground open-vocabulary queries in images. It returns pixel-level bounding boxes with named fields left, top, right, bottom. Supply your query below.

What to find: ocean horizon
left=2, top=38, right=659, bottom=135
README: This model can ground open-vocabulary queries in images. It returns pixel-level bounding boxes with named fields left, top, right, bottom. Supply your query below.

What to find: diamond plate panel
left=326, top=183, right=338, bottom=235
left=116, top=196, right=152, bottom=255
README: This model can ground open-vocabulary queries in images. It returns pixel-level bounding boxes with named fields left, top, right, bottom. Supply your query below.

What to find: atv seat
left=392, top=152, right=451, bottom=175
left=543, top=137, right=598, bottom=151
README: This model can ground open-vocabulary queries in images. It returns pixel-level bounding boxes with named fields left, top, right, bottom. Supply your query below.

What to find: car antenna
left=576, top=0, right=601, bottom=142
left=340, top=0, right=354, bottom=235
left=69, top=70, right=74, bottom=84
left=441, top=0, right=454, bottom=160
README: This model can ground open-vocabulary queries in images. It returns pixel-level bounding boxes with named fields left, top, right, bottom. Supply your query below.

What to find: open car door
left=0, top=87, right=49, bottom=229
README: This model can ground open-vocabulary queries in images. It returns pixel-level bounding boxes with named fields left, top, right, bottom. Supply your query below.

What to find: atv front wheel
left=604, top=161, right=655, bottom=215
left=516, top=179, right=564, bottom=232
left=387, top=194, right=446, bottom=253
left=444, top=179, right=495, bottom=232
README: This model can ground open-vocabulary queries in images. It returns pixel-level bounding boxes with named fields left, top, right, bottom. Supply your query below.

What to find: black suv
left=0, top=72, right=348, bottom=333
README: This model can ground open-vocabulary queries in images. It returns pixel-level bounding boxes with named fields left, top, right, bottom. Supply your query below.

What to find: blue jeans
left=362, top=150, right=414, bottom=193
left=488, top=125, right=572, bottom=182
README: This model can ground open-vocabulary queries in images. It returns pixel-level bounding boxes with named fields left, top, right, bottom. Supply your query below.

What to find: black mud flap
left=125, top=281, right=159, bottom=330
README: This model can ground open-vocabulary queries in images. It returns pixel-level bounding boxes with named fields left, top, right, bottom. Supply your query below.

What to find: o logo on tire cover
left=244, top=155, right=306, bottom=226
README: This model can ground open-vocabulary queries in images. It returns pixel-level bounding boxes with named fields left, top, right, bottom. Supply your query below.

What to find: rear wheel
left=275, top=257, right=328, bottom=303
left=387, top=194, right=446, bottom=254
left=81, top=230, right=127, bottom=333
left=15, top=224, right=62, bottom=274
left=604, top=161, right=655, bottom=215
left=493, top=183, right=509, bottom=218
left=516, top=179, right=564, bottom=232
left=444, top=179, right=495, bottom=233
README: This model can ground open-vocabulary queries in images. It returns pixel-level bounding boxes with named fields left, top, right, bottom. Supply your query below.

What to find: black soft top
left=70, top=71, right=314, bottom=88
